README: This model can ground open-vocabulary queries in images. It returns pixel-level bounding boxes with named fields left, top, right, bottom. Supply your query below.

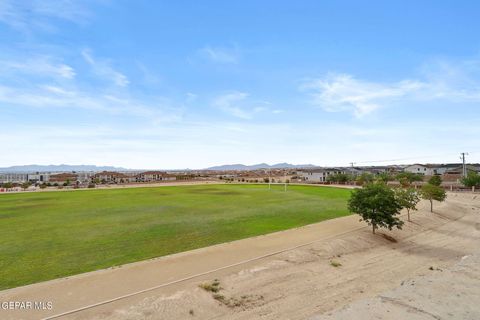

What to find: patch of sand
left=1, top=193, right=479, bottom=320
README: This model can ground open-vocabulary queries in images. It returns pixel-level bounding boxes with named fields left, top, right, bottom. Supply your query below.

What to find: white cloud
left=0, top=83, right=181, bottom=121
left=0, top=57, right=76, bottom=79
left=0, top=0, right=92, bottom=32
left=31, top=0, right=90, bottom=23
left=198, top=45, right=240, bottom=64
left=82, top=49, right=129, bottom=87
left=213, top=92, right=251, bottom=119
left=301, top=73, right=425, bottom=117
left=185, top=92, right=197, bottom=103
left=302, top=60, right=480, bottom=117
left=212, top=92, right=279, bottom=119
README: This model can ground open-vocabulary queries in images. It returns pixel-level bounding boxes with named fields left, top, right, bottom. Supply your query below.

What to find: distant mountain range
left=0, top=164, right=128, bottom=173
left=205, top=163, right=316, bottom=171
left=0, top=163, right=316, bottom=173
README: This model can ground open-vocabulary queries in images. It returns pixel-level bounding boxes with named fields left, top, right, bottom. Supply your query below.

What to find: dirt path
left=1, top=193, right=479, bottom=319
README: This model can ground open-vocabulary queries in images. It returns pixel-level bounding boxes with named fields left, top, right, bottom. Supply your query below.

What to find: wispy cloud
left=0, top=0, right=92, bottom=32
left=212, top=92, right=277, bottom=119
left=82, top=49, right=129, bottom=87
left=213, top=92, right=252, bottom=119
left=301, top=73, right=424, bottom=117
left=185, top=92, right=198, bottom=103
left=198, top=45, right=240, bottom=64
left=0, top=56, right=76, bottom=79
left=301, top=59, right=480, bottom=117
left=0, top=82, right=182, bottom=122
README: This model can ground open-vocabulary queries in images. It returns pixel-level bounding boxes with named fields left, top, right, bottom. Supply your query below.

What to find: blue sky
left=1, top=0, right=479, bottom=169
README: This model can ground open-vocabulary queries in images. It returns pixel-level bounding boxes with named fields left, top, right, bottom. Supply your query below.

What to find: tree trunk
left=407, top=209, right=411, bottom=222
left=430, top=199, right=433, bottom=212
left=372, top=224, right=376, bottom=234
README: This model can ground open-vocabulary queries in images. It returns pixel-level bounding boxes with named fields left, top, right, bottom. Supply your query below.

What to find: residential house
left=297, top=168, right=346, bottom=183
left=404, top=164, right=440, bottom=176
left=0, top=173, right=28, bottom=183
left=136, top=171, right=176, bottom=182
left=92, top=171, right=131, bottom=184
left=49, top=173, right=79, bottom=185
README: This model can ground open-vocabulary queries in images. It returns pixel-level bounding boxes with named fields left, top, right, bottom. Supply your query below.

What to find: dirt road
left=1, top=193, right=479, bottom=319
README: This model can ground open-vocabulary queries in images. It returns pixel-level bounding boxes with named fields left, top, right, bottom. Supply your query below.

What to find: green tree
left=421, top=184, right=446, bottom=212
left=21, top=182, right=31, bottom=191
left=428, top=175, right=442, bottom=186
left=39, top=183, right=47, bottom=189
left=376, top=172, right=393, bottom=184
left=396, top=172, right=423, bottom=187
left=327, top=173, right=350, bottom=184
left=356, top=172, right=374, bottom=186
left=395, top=188, right=420, bottom=222
left=2, top=182, right=13, bottom=189
left=348, top=183, right=404, bottom=234
left=461, top=171, right=480, bottom=188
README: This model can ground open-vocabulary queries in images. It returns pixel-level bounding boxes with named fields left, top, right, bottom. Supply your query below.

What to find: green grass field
left=0, top=184, right=351, bottom=290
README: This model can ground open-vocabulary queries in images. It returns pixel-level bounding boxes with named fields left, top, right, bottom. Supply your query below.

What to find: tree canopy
left=356, top=172, right=374, bottom=186
left=421, top=184, right=446, bottom=212
left=327, top=173, right=353, bottom=184
left=395, top=172, right=423, bottom=187
left=348, top=183, right=404, bottom=234
left=21, top=182, right=31, bottom=190
left=375, top=172, right=393, bottom=184
left=395, top=187, right=420, bottom=221
left=461, top=171, right=480, bottom=188
left=428, top=175, right=442, bottom=186
left=2, top=182, right=13, bottom=189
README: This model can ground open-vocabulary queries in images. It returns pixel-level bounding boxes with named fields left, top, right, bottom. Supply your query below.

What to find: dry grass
left=330, top=260, right=342, bottom=267
left=199, top=279, right=221, bottom=293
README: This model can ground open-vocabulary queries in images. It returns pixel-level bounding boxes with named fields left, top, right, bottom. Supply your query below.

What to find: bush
left=356, top=173, right=374, bottom=186
left=2, top=182, right=14, bottom=189
left=395, top=172, right=423, bottom=187
left=461, top=172, right=480, bottom=188
left=428, top=175, right=442, bottom=186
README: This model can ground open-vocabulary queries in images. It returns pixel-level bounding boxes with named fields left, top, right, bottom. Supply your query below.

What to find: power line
left=353, top=152, right=476, bottom=165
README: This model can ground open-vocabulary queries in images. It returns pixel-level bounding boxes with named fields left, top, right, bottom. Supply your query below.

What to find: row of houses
left=403, top=163, right=480, bottom=176
left=0, top=171, right=176, bottom=184
left=297, top=163, right=480, bottom=183
left=91, top=171, right=176, bottom=184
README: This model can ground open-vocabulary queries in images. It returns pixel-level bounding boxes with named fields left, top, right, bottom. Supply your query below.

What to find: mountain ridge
left=0, top=164, right=129, bottom=173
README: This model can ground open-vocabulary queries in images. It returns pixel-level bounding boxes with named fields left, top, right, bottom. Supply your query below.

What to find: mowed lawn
left=0, top=184, right=350, bottom=290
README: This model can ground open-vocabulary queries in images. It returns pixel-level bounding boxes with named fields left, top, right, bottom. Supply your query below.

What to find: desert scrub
left=199, top=279, right=221, bottom=293
left=330, top=260, right=342, bottom=267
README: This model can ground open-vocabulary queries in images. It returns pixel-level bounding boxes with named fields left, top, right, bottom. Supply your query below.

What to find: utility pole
left=460, top=152, right=468, bottom=177
left=284, top=170, right=287, bottom=192
left=350, top=162, right=356, bottom=185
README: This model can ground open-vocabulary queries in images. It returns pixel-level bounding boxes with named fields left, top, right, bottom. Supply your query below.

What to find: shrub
left=461, top=172, right=480, bottom=188
left=428, top=175, right=442, bottom=186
